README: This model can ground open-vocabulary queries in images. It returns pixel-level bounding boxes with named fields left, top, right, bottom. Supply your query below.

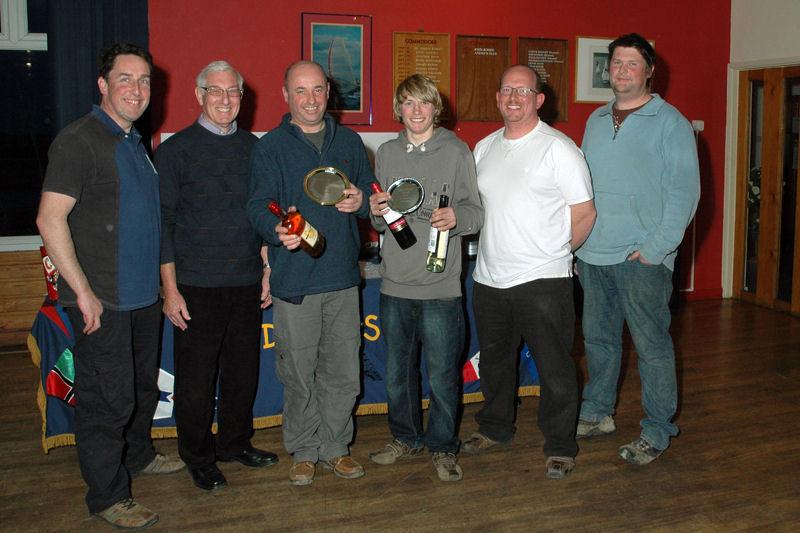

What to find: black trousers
left=472, top=278, right=579, bottom=458
left=66, top=302, right=161, bottom=513
left=173, top=283, right=262, bottom=468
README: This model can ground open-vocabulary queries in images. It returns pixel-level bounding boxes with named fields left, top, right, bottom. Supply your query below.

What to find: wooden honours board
left=393, top=32, right=451, bottom=119
left=456, top=35, right=510, bottom=122
left=518, top=37, right=568, bottom=122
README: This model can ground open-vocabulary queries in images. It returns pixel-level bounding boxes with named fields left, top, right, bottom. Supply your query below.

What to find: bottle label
left=388, top=218, right=408, bottom=232
left=436, top=230, right=450, bottom=258
left=383, top=208, right=402, bottom=225
left=300, top=224, right=319, bottom=246
left=427, top=226, right=438, bottom=253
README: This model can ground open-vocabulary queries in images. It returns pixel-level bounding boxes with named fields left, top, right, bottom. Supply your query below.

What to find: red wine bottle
left=370, top=182, right=416, bottom=249
left=267, top=201, right=326, bottom=258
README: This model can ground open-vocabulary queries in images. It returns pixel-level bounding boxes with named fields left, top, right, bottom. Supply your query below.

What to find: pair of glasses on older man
left=499, top=86, right=539, bottom=97
left=200, top=86, right=244, bottom=98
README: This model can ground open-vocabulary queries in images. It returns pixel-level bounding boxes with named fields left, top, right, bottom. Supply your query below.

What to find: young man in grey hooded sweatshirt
left=367, top=74, right=483, bottom=482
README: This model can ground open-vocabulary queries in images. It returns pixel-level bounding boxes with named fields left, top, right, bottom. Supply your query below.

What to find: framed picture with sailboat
left=302, top=13, right=373, bottom=125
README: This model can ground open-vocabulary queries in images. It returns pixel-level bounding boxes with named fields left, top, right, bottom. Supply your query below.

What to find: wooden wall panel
left=0, top=251, right=45, bottom=347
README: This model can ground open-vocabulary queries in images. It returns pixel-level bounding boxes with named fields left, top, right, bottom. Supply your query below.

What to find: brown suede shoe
left=321, top=455, right=365, bottom=479
left=289, top=461, right=316, bottom=486
left=93, top=498, right=158, bottom=529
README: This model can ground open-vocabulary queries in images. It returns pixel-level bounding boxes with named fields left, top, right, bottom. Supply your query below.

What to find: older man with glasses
left=155, top=60, right=278, bottom=492
left=462, top=65, right=596, bottom=480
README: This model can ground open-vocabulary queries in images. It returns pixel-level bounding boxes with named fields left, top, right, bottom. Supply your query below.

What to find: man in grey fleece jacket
left=367, top=74, right=483, bottom=482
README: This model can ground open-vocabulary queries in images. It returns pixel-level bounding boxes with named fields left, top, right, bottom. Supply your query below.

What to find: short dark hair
left=98, top=43, right=153, bottom=80
left=608, top=33, right=655, bottom=71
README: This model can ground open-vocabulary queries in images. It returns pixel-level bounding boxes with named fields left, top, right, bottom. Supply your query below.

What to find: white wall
left=730, top=0, right=800, bottom=67
left=722, top=0, right=800, bottom=297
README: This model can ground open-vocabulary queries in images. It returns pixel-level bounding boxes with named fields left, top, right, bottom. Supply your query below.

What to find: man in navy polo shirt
left=37, top=43, right=184, bottom=530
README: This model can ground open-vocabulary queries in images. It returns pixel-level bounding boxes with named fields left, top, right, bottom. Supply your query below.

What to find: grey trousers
left=272, top=287, right=361, bottom=463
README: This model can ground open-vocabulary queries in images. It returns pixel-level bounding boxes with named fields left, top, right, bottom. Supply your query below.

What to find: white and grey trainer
left=432, top=452, right=463, bottom=482
left=576, top=415, right=616, bottom=439
left=368, top=439, right=423, bottom=465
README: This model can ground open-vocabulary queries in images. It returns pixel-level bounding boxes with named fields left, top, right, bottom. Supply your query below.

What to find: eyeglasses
left=499, top=86, right=538, bottom=97
left=200, top=86, right=243, bottom=98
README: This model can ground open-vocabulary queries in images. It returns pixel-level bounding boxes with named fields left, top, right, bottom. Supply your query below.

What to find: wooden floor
left=1, top=299, right=799, bottom=532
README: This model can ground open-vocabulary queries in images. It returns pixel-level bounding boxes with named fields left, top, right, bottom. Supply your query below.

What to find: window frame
left=0, top=0, right=48, bottom=51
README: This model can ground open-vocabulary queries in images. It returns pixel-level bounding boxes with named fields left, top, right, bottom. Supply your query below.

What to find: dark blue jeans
left=578, top=259, right=678, bottom=450
left=380, top=294, right=464, bottom=454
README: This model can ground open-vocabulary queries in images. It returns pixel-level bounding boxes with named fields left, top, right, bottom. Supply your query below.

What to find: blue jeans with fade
left=380, top=294, right=464, bottom=454
left=578, top=259, right=679, bottom=450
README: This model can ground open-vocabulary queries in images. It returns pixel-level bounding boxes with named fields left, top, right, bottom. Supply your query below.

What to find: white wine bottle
left=425, top=195, right=450, bottom=273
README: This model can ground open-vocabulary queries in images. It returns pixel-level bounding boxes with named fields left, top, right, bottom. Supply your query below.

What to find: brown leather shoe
left=93, top=498, right=159, bottom=529
left=289, top=461, right=315, bottom=486
left=322, top=455, right=365, bottom=479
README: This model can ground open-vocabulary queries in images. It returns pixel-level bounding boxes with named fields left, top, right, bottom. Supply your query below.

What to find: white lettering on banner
left=153, top=369, right=175, bottom=420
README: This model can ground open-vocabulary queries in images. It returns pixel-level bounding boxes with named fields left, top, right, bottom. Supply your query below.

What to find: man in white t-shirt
left=463, top=65, right=596, bottom=479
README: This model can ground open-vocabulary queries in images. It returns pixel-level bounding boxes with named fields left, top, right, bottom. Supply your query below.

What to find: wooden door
left=733, top=66, right=800, bottom=314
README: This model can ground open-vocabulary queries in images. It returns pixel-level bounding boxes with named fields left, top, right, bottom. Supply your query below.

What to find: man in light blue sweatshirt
left=576, top=33, right=700, bottom=465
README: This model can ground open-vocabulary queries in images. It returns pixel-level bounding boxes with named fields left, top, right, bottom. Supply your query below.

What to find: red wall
left=149, top=0, right=730, bottom=300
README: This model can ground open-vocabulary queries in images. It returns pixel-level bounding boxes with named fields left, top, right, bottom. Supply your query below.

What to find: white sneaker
left=576, top=415, right=616, bottom=439
left=369, top=439, right=423, bottom=465
left=432, top=452, right=463, bottom=482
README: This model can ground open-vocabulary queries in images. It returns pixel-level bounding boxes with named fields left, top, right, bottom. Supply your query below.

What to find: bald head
left=496, top=64, right=545, bottom=138
left=284, top=61, right=326, bottom=89
left=282, top=60, right=330, bottom=133
left=500, top=64, right=541, bottom=93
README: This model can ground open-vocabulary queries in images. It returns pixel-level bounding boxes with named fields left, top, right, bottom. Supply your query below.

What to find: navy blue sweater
left=247, top=114, right=375, bottom=299
left=156, top=123, right=262, bottom=287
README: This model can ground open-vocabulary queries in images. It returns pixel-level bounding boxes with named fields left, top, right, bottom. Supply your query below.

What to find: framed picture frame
left=301, top=13, right=372, bottom=125
left=575, top=36, right=614, bottom=103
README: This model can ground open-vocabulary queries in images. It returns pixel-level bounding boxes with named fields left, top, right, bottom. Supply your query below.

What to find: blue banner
left=31, top=263, right=540, bottom=452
